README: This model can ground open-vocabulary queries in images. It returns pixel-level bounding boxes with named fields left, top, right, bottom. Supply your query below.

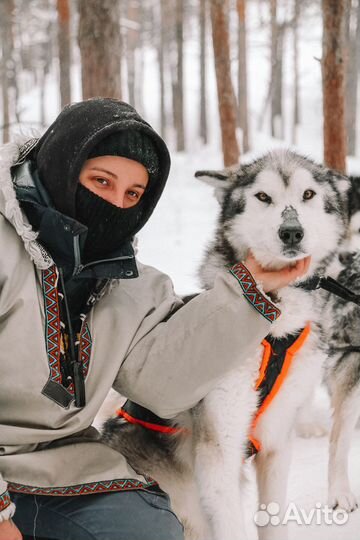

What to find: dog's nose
left=278, top=224, right=304, bottom=245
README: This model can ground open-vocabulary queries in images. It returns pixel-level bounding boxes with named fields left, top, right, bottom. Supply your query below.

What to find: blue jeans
left=12, top=489, right=184, bottom=540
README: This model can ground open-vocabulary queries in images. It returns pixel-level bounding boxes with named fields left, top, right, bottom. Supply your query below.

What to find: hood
left=32, top=98, right=171, bottom=234
left=0, top=139, right=53, bottom=270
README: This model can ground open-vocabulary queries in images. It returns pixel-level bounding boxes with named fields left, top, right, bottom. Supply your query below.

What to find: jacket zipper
left=59, top=267, right=86, bottom=407
left=72, top=236, right=134, bottom=276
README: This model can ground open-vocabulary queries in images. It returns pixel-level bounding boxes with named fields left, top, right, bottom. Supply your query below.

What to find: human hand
left=244, top=252, right=311, bottom=293
left=0, top=519, right=22, bottom=540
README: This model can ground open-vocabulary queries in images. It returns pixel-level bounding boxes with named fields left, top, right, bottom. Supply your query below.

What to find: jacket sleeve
left=113, top=262, right=281, bottom=418
left=0, top=474, right=15, bottom=523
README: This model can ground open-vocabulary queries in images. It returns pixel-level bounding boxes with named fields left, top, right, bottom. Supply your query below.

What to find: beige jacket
left=0, top=141, right=280, bottom=521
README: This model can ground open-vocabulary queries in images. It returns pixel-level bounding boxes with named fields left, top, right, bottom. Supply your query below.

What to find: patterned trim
left=0, top=491, right=11, bottom=512
left=42, top=265, right=62, bottom=384
left=8, top=478, right=157, bottom=496
left=229, top=263, right=281, bottom=323
left=79, top=320, right=92, bottom=378
left=41, top=266, right=93, bottom=397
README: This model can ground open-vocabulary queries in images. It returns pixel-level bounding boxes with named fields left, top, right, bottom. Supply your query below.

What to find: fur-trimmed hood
left=0, top=139, right=53, bottom=270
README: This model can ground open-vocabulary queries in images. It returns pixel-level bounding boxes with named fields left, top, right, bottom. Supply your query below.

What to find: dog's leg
left=193, top=373, right=255, bottom=540
left=194, top=438, right=246, bottom=540
left=255, top=443, right=293, bottom=540
left=328, top=386, right=360, bottom=512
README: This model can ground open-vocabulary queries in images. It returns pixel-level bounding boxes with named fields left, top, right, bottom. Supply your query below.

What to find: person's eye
left=94, top=177, right=110, bottom=187
left=255, top=192, right=272, bottom=204
left=127, top=190, right=140, bottom=199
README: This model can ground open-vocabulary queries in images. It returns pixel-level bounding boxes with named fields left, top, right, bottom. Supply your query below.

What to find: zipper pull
left=72, top=362, right=86, bottom=408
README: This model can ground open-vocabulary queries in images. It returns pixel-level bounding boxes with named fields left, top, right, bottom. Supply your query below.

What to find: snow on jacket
left=0, top=140, right=281, bottom=521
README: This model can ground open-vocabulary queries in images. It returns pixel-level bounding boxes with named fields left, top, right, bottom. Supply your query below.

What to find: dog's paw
left=296, top=420, right=328, bottom=438
left=329, top=491, right=358, bottom=513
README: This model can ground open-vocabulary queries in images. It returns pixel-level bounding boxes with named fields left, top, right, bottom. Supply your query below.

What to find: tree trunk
left=158, top=0, right=167, bottom=139
left=0, top=0, right=16, bottom=143
left=57, top=0, right=72, bottom=108
left=270, top=0, right=284, bottom=139
left=210, top=0, right=240, bottom=166
left=237, top=0, right=250, bottom=152
left=126, top=0, right=140, bottom=108
left=199, top=0, right=208, bottom=144
left=174, top=0, right=185, bottom=151
left=78, top=0, right=122, bottom=100
left=292, top=0, right=301, bottom=144
left=322, top=0, right=347, bottom=173
left=345, top=0, right=359, bottom=155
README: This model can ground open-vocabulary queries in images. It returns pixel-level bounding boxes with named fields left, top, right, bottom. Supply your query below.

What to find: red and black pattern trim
left=228, top=262, right=281, bottom=323
left=42, top=265, right=62, bottom=384
left=41, top=265, right=93, bottom=406
left=8, top=478, right=158, bottom=497
left=79, top=319, right=92, bottom=378
left=0, top=491, right=11, bottom=513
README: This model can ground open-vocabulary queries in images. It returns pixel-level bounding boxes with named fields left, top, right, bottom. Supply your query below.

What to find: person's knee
left=130, top=491, right=184, bottom=540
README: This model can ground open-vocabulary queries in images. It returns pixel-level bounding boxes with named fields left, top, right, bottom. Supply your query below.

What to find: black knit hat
left=87, top=130, right=160, bottom=179
left=33, top=98, right=171, bottom=228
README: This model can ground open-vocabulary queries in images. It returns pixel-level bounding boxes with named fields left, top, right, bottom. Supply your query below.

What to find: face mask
left=75, top=183, right=145, bottom=262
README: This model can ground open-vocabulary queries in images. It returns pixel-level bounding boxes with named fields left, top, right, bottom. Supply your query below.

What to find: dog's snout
left=278, top=224, right=304, bottom=245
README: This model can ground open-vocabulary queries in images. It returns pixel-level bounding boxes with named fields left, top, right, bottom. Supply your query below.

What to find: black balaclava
left=75, top=129, right=160, bottom=261
left=33, top=98, right=171, bottom=262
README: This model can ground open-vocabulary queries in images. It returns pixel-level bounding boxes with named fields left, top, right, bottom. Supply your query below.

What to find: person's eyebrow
left=89, top=167, right=147, bottom=189
left=89, top=167, right=117, bottom=178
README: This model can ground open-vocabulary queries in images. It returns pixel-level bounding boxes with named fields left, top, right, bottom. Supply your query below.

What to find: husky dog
left=320, top=175, right=360, bottom=513
left=345, top=176, right=360, bottom=252
left=102, top=150, right=349, bottom=540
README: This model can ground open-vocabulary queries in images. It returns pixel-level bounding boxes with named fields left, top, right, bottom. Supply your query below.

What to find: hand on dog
left=0, top=519, right=22, bottom=540
left=244, top=252, right=311, bottom=293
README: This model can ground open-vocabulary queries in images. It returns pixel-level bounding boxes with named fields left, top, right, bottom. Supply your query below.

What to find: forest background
left=1, top=2, right=360, bottom=538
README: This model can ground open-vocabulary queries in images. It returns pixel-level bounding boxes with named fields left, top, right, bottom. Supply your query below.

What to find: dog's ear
left=194, top=169, right=232, bottom=187
left=195, top=169, right=234, bottom=203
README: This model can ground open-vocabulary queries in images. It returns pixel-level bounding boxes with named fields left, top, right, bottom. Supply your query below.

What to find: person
left=0, top=98, right=310, bottom=540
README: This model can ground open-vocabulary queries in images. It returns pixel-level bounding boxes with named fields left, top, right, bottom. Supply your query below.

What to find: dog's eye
left=303, top=189, right=316, bottom=200
left=255, top=192, right=272, bottom=204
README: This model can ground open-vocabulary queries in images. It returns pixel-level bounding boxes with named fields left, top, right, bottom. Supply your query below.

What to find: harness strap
left=300, top=275, right=360, bottom=306
left=117, top=325, right=311, bottom=458
left=247, top=323, right=311, bottom=457
left=116, top=401, right=187, bottom=435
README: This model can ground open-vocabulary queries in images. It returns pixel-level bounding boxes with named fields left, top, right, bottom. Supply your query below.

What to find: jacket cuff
left=0, top=491, right=15, bottom=523
left=228, top=262, right=281, bottom=323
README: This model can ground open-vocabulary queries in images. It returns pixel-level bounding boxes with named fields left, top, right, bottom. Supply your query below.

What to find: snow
left=5, top=2, right=360, bottom=538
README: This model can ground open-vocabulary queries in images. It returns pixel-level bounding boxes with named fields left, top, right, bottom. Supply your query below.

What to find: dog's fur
left=102, top=150, right=349, bottom=540
left=320, top=176, right=360, bottom=513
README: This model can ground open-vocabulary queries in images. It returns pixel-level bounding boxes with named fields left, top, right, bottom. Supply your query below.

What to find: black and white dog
left=321, top=175, right=360, bottom=513
left=102, top=150, right=349, bottom=540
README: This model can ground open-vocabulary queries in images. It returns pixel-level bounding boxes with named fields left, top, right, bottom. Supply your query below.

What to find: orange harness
left=247, top=323, right=311, bottom=456
left=117, top=324, right=311, bottom=455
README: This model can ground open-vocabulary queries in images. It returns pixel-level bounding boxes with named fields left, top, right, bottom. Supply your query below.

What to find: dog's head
left=196, top=150, right=350, bottom=274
